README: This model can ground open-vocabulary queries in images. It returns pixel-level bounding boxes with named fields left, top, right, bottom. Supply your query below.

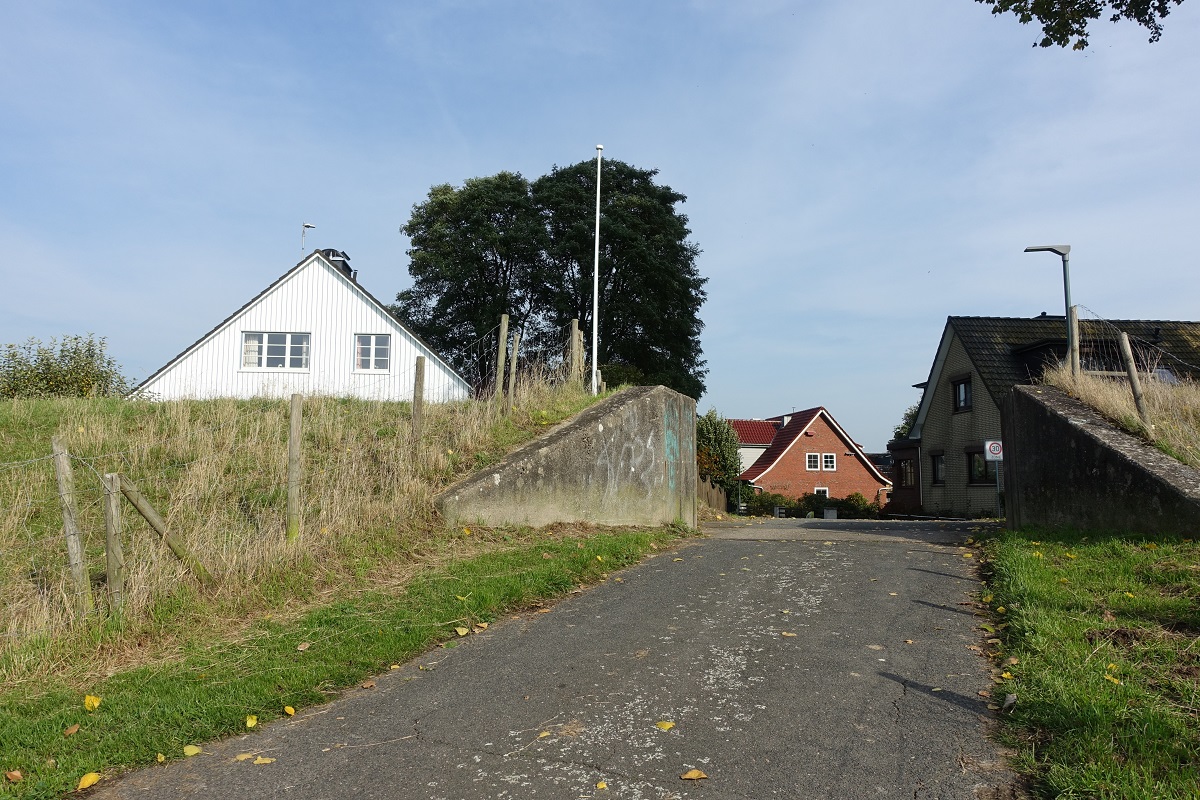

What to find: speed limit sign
left=985, top=440, right=1004, bottom=461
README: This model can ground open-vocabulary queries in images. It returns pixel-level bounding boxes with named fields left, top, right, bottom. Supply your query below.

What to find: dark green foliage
left=977, top=0, right=1184, bottom=49
left=893, top=403, right=919, bottom=440
left=392, top=159, right=708, bottom=398
left=696, top=409, right=742, bottom=493
left=741, top=490, right=879, bottom=519
left=0, top=335, right=129, bottom=398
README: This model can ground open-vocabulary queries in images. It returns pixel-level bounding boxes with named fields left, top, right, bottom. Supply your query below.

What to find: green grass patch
left=984, top=528, right=1200, bottom=799
left=0, top=528, right=680, bottom=798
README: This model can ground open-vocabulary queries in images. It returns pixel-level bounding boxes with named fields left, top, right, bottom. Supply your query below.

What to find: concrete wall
left=437, top=385, right=697, bottom=528
left=1005, top=385, right=1200, bottom=534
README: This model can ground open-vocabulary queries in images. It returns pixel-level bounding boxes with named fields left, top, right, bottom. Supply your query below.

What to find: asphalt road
left=95, top=519, right=1022, bottom=800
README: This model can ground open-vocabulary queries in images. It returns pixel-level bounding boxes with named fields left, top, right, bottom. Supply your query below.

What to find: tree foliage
left=392, top=159, right=708, bottom=398
left=893, top=403, right=920, bottom=440
left=696, top=409, right=742, bottom=493
left=1, top=335, right=129, bottom=398
left=977, top=0, right=1185, bottom=49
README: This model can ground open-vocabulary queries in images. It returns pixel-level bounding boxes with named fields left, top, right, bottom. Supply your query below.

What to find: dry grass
left=0, top=372, right=599, bottom=690
left=1043, top=363, right=1200, bottom=470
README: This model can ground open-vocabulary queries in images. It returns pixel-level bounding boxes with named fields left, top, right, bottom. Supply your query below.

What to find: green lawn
left=984, top=528, right=1200, bottom=799
left=0, top=528, right=681, bottom=799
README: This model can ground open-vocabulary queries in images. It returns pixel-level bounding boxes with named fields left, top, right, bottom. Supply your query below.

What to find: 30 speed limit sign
left=985, top=440, right=1004, bottom=461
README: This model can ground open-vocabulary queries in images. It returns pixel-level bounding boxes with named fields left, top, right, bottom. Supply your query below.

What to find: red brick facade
left=740, top=410, right=890, bottom=503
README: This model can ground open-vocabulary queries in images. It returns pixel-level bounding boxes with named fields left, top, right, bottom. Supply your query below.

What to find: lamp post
left=591, top=145, right=603, bottom=395
left=1024, top=244, right=1076, bottom=375
left=300, top=222, right=316, bottom=255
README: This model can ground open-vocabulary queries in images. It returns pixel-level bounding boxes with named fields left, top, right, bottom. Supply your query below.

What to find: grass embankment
left=984, top=528, right=1200, bottom=798
left=0, top=378, right=688, bottom=796
left=1044, top=363, right=1200, bottom=470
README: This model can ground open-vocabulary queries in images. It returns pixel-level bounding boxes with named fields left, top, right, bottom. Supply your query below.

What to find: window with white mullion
left=806, top=453, right=820, bottom=471
left=242, top=332, right=310, bottom=370
left=355, top=334, right=391, bottom=371
left=822, top=453, right=836, bottom=471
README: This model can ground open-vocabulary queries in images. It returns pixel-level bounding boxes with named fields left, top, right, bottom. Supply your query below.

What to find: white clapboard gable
left=135, top=250, right=471, bottom=402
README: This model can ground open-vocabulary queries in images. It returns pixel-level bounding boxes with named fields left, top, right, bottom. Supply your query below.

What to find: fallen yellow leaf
left=538, top=731, right=551, bottom=739
left=1001, top=671, right=1013, bottom=679
left=253, top=756, right=275, bottom=765
left=996, top=607, right=1006, bottom=614
left=1107, top=663, right=1118, bottom=671
left=297, top=642, right=310, bottom=651
left=780, top=632, right=797, bottom=638
left=680, top=768, right=708, bottom=780
left=390, top=664, right=400, bottom=670
left=183, top=745, right=202, bottom=757
left=64, top=724, right=80, bottom=737
left=596, top=556, right=603, bottom=562
left=361, top=680, right=376, bottom=689
left=475, top=622, right=489, bottom=630
left=77, top=772, right=101, bottom=790
left=1104, top=674, right=1122, bottom=685
left=246, top=715, right=257, bottom=729
left=672, top=558, right=684, bottom=562
left=655, top=721, right=675, bottom=731
left=284, top=706, right=295, bottom=716
left=963, top=553, right=974, bottom=558
left=1124, top=592, right=1135, bottom=598
left=596, top=780, right=608, bottom=789
left=4, top=770, right=22, bottom=783
left=84, top=694, right=102, bottom=712
left=463, top=528, right=471, bottom=536
left=155, top=753, right=165, bottom=764
left=455, top=626, right=470, bottom=637
left=235, top=753, right=255, bottom=762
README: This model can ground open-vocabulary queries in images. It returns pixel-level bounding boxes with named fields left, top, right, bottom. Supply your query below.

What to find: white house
left=135, top=249, right=471, bottom=402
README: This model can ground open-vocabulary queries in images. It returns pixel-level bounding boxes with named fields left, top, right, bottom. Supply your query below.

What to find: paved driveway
left=96, top=519, right=1022, bottom=799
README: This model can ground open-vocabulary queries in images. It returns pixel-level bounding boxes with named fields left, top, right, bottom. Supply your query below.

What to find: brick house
left=728, top=419, right=781, bottom=473
left=887, top=314, right=1200, bottom=517
left=733, top=408, right=891, bottom=503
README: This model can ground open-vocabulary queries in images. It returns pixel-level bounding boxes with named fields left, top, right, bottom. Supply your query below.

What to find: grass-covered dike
left=982, top=527, right=1200, bottom=799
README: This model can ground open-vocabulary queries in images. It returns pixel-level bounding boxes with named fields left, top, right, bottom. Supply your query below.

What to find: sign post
left=985, top=440, right=1004, bottom=518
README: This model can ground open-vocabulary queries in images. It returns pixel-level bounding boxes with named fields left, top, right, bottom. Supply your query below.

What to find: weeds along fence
left=1045, top=307, right=1200, bottom=470
left=0, top=319, right=594, bottom=661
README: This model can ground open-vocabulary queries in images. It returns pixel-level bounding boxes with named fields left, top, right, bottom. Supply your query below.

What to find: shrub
left=0, top=334, right=130, bottom=398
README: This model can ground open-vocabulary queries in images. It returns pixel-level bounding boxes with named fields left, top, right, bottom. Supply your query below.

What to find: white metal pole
left=591, top=144, right=603, bottom=395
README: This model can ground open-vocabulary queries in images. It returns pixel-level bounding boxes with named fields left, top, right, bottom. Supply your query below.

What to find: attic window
left=242, top=332, right=310, bottom=370
left=952, top=377, right=972, bottom=412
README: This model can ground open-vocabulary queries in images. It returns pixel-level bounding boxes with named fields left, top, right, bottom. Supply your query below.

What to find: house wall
left=751, top=416, right=889, bottom=502
left=139, top=258, right=470, bottom=402
left=919, top=334, right=1004, bottom=517
left=738, top=445, right=767, bottom=473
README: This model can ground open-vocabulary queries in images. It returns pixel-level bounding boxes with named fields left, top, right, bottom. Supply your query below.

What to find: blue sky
left=4, top=1, right=1199, bottom=450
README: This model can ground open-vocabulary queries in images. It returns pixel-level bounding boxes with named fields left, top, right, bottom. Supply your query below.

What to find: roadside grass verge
left=0, top=526, right=681, bottom=799
left=984, top=527, right=1200, bottom=799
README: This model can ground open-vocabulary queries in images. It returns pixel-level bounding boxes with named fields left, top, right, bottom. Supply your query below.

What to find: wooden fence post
left=51, top=435, right=94, bottom=617
left=102, top=473, right=125, bottom=612
left=1118, top=332, right=1152, bottom=430
left=493, top=314, right=509, bottom=402
left=569, top=318, right=580, bottom=382
left=287, top=393, right=302, bottom=543
left=118, top=474, right=214, bottom=586
left=412, top=356, right=426, bottom=452
left=598, top=369, right=606, bottom=394
left=507, top=330, right=521, bottom=412
left=1069, top=306, right=1081, bottom=377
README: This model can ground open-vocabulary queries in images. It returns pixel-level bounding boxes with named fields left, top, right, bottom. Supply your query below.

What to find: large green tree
left=532, top=159, right=707, bottom=399
left=696, top=409, right=742, bottom=494
left=392, top=159, right=708, bottom=398
left=978, top=0, right=1184, bottom=49
left=391, top=172, right=549, bottom=389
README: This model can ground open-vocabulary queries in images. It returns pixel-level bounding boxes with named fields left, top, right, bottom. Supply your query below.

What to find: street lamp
left=591, top=145, right=603, bottom=395
left=1024, top=244, right=1077, bottom=375
left=300, top=222, right=316, bottom=255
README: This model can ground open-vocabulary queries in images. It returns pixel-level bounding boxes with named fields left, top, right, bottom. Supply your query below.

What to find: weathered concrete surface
left=1004, top=385, right=1200, bottom=533
left=92, top=520, right=1022, bottom=800
left=439, top=385, right=697, bottom=528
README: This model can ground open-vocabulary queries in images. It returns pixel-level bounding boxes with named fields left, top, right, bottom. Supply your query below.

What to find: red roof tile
left=739, top=409, right=822, bottom=482
left=728, top=419, right=781, bottom=446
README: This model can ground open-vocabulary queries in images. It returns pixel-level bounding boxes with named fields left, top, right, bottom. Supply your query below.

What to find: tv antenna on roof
left=300, top=222, right=316, bottom=255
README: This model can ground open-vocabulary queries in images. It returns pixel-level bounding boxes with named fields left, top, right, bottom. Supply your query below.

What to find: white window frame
left=241, top=332, right=311, bottom=371
left=806, top=453, right=820, bottom=471
left=822, top=453, right=836, bottom=471
left=814, top=487, right=829, bottom=498
left=354, top=333, right=392, bottom=373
